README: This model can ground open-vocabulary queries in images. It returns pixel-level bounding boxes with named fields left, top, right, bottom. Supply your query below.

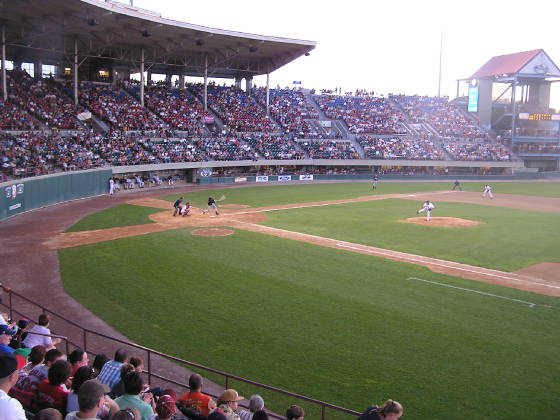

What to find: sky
left=128, top=0, right=560, bottom=110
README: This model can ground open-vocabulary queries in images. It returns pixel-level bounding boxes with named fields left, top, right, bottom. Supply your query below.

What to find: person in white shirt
left=417, top=200, right=436, bottom=221
left=0, top=353, right=27, bottom=420
left=482, top=184, right=493, bottom=199
left=22, top=313, right=61, bottom=350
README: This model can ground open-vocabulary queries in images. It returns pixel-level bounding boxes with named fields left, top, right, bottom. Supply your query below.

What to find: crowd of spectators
left=253, top=88, right=318, bottom=137
left=141, top=86, right=207, bottom=134
left=298, top=140, right=359, bottom=159
left=80, top=83, right=164, bottom=131
left=442, top=141, right=512, bottom=161
left=242, top=135, right=305, bottom=160
left=391, top=95, right=487, bottom=140
left=358, top=135, right=446, bottom=160
left=314, top=95, right=406, bottom=134
left=7, top=70, right=82, bottom=129
left=190, top=84, right=274, bottom=133
left=513, top=143, right=560, bottom=153
left=0, top=99, right=40, bottom=130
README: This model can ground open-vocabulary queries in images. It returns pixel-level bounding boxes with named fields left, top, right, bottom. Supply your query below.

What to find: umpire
left=173, top=196, right=184, bottom=216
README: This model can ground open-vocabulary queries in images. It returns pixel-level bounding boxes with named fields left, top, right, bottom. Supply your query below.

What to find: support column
left=510, top=78, right=516, bottom=151
left=266, top=73, right=270, bottom=116
left=74, top=39, right=79, bottom=106
left=140, top=48, right=145, bottom=108
left=203, top=54, right=208, bottom=112
left=456, top=80, right=460, bottom=100
left=246, top=76, right=253, bottom=94
left=2, top=25, right=7, bottom=102
left=147, top=70, right=152, bottom=85
left=165, top=73, right=171, bottom=86
left=235, top=77, right=241, bottom=90
left=179, top=74, right=185, bottom=90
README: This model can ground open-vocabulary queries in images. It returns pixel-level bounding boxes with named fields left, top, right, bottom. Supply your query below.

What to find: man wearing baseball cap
left=0, top=324, right=17, bottom=354
left=66, top=379, right=119, bottom=420
left=0, top=353, right=27, bottom=420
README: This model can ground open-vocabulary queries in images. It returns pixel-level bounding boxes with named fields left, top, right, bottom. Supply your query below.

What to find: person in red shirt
left=177, top=373, right=215, bottom=417
left=36, top=359, right=71, bottom=414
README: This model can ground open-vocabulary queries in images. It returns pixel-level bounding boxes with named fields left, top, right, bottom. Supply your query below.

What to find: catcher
left=180, top=202, right=191, bottom=216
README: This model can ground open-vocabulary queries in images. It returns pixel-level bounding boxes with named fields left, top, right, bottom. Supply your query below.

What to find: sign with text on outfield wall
left=299, top=175, right=314, bottom=181
left=234, top=177, right=247, bottom=183
left=278, top=175, right=291, bottom=181
left=256, top=176, right=269, bottom=182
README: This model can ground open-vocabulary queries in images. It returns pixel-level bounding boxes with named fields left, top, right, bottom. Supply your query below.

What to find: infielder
left=417, top=200, right=435, bottom=221
left=452, top=179, right=462, bottom=191
left=202, top=197, right=219, bottom=215
left=109, top=178, right=114, bottom=195
left=482, top=184, right=493, bottom=198
left=372, top=175, right=378, bottom=190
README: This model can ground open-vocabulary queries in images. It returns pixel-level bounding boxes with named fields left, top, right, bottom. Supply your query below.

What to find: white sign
left=256, top=176, right=269, bottom=182
left=299, top=175, right=314, bottom=181
left=278, top=175, right=291, bottom=182
left=318, top=120, right=331, bottom=128
left=77, top=111, right=92, bottom=121
left=9, top=203, right=22, bottom=211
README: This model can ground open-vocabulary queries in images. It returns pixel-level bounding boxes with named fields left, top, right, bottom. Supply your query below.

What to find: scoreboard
left=518, top=113, right=560, bottom=121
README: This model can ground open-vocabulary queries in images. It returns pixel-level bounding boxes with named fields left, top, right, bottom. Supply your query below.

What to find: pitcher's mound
left=192, top=228, right=234, bottom=237
left=403, top=217, right=480, bottom=227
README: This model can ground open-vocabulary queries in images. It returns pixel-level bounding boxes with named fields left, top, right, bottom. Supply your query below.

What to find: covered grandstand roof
left=471, top=49, right=560, bottom=80
left=0, top=0, right=316, bottom=78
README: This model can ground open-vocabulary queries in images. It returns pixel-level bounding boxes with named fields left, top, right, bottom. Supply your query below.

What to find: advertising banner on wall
left=5, top=183, right=24, bottom=213
left=299, top=175, right=314, bottom=181
left=199, top=168, right=213, bottom=177
left=234, top=177, right=247, bottom=183
left=278, top=175, right=292, bottom=181
left=256, top=176, right=269, bottom=182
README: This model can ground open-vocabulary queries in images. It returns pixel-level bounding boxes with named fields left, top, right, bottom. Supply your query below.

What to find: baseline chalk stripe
left=407, top=277, right=536, bottom=308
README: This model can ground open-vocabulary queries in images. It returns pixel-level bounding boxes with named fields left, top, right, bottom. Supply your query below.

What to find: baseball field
left=56, top=181, right=560, bottom=419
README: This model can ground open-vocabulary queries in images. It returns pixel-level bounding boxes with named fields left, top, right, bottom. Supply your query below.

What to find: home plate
left=210, top=216, right=216, bottom=218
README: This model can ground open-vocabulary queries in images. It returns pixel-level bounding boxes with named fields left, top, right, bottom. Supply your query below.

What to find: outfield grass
left=66, top=204, right=163, bottom=232
left=262, top=198, right=560, bottom=271
left=59, top=182, right=560, bottom=419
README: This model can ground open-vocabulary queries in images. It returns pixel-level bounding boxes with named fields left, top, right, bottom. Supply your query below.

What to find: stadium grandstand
left=1, top=1, right=560, bottom=419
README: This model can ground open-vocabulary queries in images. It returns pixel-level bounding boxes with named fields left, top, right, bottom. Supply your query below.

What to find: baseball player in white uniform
left=109, top=178, right=114, bottom=195
left=417, top=200, right=435, bottom=221
left=482, top=184, right=493, bottom=198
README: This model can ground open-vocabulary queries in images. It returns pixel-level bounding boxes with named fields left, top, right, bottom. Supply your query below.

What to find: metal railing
left=0, top=285, right=360, bottom=420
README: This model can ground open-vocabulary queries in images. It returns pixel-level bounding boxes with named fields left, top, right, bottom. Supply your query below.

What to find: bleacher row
left=0, top=69, right=522, bottom=180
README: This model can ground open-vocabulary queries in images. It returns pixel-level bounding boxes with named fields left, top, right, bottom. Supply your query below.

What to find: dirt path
left=47, top=192, right=560, bottom=296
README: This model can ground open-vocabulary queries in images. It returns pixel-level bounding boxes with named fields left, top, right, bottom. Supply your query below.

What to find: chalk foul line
left=407, top=277, right=536, bottom=308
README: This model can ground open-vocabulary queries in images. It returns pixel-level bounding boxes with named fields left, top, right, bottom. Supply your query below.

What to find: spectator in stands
left=97, top=348, right=128, bottom=389
left=239, top=395, right=264, bottom=420
left=0, top=353, right=27, bottom=420
left=33, top=407, right=63, bottom=420
left=36, top=359, right=72, bottom=414
left=66, top=378, right=119, bottom=420
left=129, top=357, right=144, bottom=373
left=111, top=407, right=140, bottom=420
left=68, top=349, right=89, bottom=376
left=0, top=324, right=17, bottom=353
left=66, top=366, right=94, bottom=413
left=16, top=345, right=45, bottom=385
left=357, top=399, right=403, bottom=420
left=286, top=405, right=304, bottom=420
left=22, top=314, right=61, bottom=350
left=177, top=373, right=215, bottom=417
left=252, top=411, right=268, bottom=420
left=155, top=394, right=176, bottom=420
left=16, top=348, right=64, bottom=393
left=114, top=371, right=155, bottom=420
left=110, top=363, right=134, bottom=399
left=216, top=389, right=244, bottom=420
left=92, top=354, right=109, bottom=379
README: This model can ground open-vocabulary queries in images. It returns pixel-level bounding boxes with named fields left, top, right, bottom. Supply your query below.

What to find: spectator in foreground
left=239, top=395, right=264, bottom=420
left=22, top=314, right=61, bottom=350
left=110, top=363, right=134, bottom=399
left=0, top=324, right=17, bottom=353
left=65, top=378, right=119, bottom=420
left=177, top=373, right=215, bottom=417
left=16, top=348, right=64, bottom=393
left=92, top=354, right=109, bottom=378
left=286, top=405, right=304, bottom=420
left=66, top=365, right=94, bottom=413
left=357, top=399, right=403, bottom=420
left=111, top=407, right=140, bottom=420
left=33, top=408, right=62, bottom=420
left=114, top=371, right=155, bottom=420
left=216, top=389, right=244, bottom=420
left=68, top=349, right=89, bottom=376
left=155, top=394, right=176, bottom=420
left=97, top=348, right=128, bottom=389
left=252, top=410, right=268, bottom=420
left=0, top=353, right=27, bottom=420
left=36, top=359, right=72, bottom=414
left=16, top=345, right=45, bottom=385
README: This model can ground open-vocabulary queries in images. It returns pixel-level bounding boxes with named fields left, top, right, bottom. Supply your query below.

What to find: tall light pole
left=437, top=29, right=443, bottom=98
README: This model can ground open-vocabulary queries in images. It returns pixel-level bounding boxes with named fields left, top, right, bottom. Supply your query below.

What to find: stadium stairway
left=121, top=88, right=170, bottom=129
left=251, top=94, right=284, bottom=132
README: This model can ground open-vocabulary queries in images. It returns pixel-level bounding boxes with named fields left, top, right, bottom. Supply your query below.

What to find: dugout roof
left=0, top=0, right=316, bottom=78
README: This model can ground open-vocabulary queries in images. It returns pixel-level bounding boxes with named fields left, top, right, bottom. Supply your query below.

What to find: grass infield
left=65, top=204, right=162, bottom=232
left=60, top=182, right=560, bottom=419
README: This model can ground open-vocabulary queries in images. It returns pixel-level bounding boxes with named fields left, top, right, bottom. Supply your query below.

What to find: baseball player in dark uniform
left=173, top=197, right=184, bottom=216
left=372, top=175, right=378, bottom=190
left=202, top=197, right=219, bottom=215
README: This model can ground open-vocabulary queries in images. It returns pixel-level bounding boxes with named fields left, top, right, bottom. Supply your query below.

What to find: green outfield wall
left=0, top=169, right=111, bottom=221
